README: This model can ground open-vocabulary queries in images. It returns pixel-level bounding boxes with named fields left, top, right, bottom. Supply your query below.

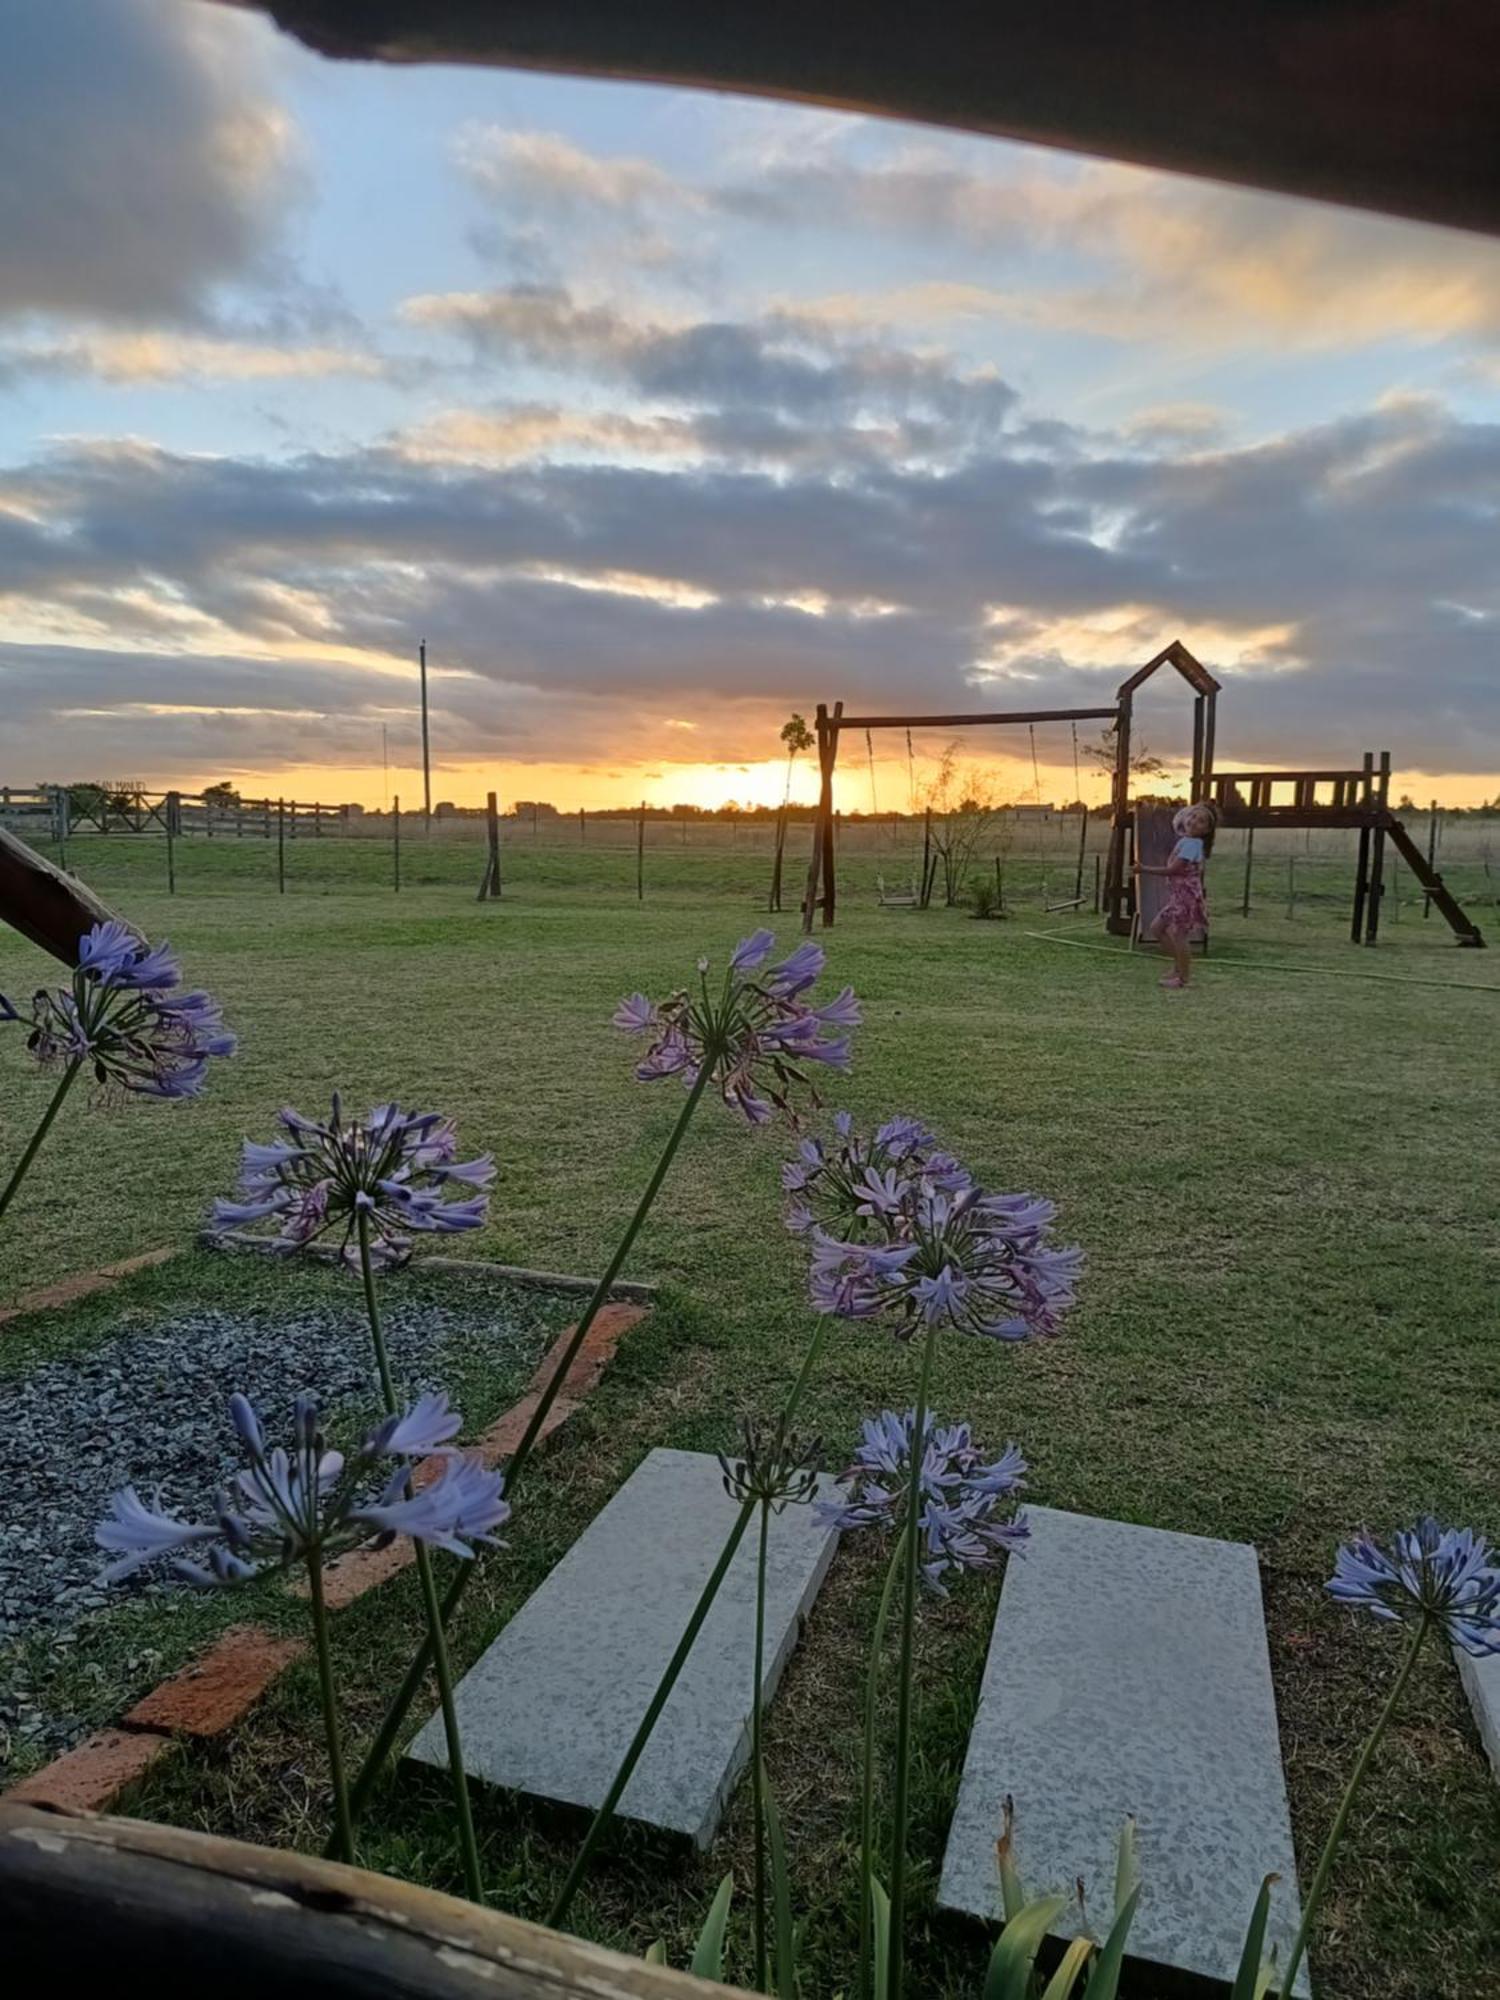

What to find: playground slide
left=1132, top=804, right=1207, bottom=946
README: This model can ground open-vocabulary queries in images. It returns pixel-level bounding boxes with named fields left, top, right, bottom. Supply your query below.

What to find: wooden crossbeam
left=833, top=706, right=1117, bottom=731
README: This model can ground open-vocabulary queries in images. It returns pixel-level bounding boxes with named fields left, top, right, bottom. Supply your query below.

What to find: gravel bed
left=0, top=1290, right=555, bottom=1760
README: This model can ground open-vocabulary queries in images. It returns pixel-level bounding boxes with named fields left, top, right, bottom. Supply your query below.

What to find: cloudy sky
left=3, top=0, right=1499, bottom=811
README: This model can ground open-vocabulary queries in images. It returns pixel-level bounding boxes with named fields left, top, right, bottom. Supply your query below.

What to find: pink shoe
left=1159, top=974, right=1186, bottom=989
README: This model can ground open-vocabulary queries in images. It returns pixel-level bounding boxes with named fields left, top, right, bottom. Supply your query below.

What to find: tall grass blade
left=690, top=1872, right=735, bottom=1983
left=1231, top=1874, right=1280, bottom=2000
left=982, top=1894, right=1068, bottom=2000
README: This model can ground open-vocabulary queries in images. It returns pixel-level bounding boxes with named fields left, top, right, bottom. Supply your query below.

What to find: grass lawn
left=2, top=834, right=1498, bottom=1998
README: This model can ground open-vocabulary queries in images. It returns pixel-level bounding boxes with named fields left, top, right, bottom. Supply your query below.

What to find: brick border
left=2, top=1300, right=648, bottom=1812
left=0, top=1247, right=176, bottom=1330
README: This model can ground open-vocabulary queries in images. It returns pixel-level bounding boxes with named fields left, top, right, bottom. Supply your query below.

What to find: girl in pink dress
left=1143, top=801, right=1216, bottom=989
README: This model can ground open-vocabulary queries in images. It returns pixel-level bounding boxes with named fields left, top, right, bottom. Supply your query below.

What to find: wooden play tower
left=803, top=640, right=1485, bottom=948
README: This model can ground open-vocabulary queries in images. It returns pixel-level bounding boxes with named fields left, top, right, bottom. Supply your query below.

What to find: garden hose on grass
left=1020, top=924, right=1500, bottom=996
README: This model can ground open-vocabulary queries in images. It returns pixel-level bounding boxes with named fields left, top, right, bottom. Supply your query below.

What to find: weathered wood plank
left=0, top=1801, right=749, bottom=1997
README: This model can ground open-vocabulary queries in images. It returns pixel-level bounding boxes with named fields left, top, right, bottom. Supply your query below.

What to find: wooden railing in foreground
left=0, top=1801, right=748, bottom=1999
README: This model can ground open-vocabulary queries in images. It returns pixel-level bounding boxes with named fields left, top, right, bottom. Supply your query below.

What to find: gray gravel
left=0, top=1295, right=544, bottom=1653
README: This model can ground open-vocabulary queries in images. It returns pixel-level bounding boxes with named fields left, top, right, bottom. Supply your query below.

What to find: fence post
left=166, top=791, right=179, bottom=895
left=1073, top=805, right=1088, bottom=903
left=1241, top=827, right=1254, bottom=916
left=637, top=801, right=645, bottom=901
left=277, top=799, right=286, bottom=894
left=393, top=796, right=401, bottom=894
left=1423, top=798, right=1438, bottom=918
left=478, top=790, right=502, bottom=900
left=579, top=807, right=586, bottom=844
left=314, top=801, right=321, bottom=839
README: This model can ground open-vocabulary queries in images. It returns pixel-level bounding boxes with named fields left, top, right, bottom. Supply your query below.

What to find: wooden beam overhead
left=219, top=1, right=1500, bottom=239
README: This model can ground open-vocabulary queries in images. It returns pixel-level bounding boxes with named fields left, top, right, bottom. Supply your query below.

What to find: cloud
left=470, top=126, right=1500, bottom=354
left=728, top=149, right=1500, bottom=350
left=402, top=285, right=1019, bottom=449
left=0, top=0, right=294, bottom=327
left=3, top=365, right=1498, bottom=786
left=0, top=330, right=385, bottom=387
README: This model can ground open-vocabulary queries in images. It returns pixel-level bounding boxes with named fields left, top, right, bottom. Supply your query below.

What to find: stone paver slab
left=1456, top=1643, right=1500, bottom=1783
left=939, top=1506, right=1308, bottom=1994
left=408, top=1447, right=840, bottom=1846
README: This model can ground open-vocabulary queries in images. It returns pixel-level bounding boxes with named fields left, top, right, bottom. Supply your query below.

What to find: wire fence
left=8, top=798, right=1499, bottom=927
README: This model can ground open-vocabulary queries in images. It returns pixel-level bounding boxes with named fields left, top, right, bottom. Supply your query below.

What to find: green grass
left=2, top=841, right=1498, bottom=1998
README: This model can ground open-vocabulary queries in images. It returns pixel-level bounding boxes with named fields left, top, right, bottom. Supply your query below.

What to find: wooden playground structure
left=801, top=640, right=1485, bottom=947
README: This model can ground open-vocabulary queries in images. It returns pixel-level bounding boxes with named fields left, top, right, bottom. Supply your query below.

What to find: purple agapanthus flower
left=819, top=1408, right=1029, bottom=1595
left=211, top=1095, right=494, bottom=1268
left=796, top=1122, right=1081, bottom=1343
left=613, top=931, right=859, bottom=1125
left=1328, top=1519, right=1500, bottom=1657
left=781, top=1112, right=971, bottom=1238
left=96, top=1389, right=508, bottom=1588
left=1, top=921, right=234, bottom=1098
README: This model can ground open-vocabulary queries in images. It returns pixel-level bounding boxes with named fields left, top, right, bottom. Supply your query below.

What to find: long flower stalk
left=548, top=1317, right=830, bottom=1930
left=355, top=1209, right=484, bottom=1902
left=0, top=1056, right=81, bottom=1226
left=1276, top=1614, right=1429, bottom=1999
left=751, top=1497, right=772, bottom=1991
left=858, top=1534, right=905, bottom=2000
left=342, top=1056, right=716, bottom=1836
left=307, top=1547, right=355, bottom=1863
left=885, top=1318, right=939, bottom=2000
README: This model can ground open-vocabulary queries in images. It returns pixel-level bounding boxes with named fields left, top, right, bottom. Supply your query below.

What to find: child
left=1142, top=801, right=1216, bottom=989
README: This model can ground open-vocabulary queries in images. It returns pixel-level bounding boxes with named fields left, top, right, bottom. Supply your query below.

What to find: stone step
left=938, top=1506, right=1309, bottom=1995
left=406, top=1447, right=842, bottom=1848
left=1456, top=1643, right=1500, bottom=1783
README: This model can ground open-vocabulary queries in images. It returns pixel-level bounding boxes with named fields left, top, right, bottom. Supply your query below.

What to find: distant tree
left=202, top=781, right=241, bottom=807
left=922, top=747, right=1007, bottom=906
left=1081, top=725, right=1167, bottom=783
left=780, top=712, right=815, bottom=806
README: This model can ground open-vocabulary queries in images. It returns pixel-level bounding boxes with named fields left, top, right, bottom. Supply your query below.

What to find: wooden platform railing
left=0, top=1801, right=749, bottom=1999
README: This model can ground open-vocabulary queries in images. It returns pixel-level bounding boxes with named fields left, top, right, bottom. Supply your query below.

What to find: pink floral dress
left=1155, top=835, right=1208, bottom=938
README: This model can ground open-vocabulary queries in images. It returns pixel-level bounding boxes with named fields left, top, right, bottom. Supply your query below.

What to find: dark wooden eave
left=221, top=0, right=1500, bottom=238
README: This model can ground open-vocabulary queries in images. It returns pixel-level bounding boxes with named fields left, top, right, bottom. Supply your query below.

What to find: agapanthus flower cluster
left=819, top=1408, right=1029, bottom=1595
left=0, top=919, right=235, bottom=1098
left=781, top=1111, right=969, bottom=1239
left=212, top=1095, right=493, bottom=1268
left=614, top=930, right=859, bottom=1125
left=96, top=1389, right=508, bottom=1587
left=718, top=1417, right=823, bottom=1512
left=796, top=1122, right=1081, bottom=1342
left=1328, top=1518, right=1500, bottom=1657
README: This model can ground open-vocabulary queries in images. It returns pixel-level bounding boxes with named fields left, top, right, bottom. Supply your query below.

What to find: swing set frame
left=799, top=640, right=1482, bottom=945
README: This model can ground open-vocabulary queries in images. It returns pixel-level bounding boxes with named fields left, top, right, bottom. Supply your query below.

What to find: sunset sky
left=4, top=1, right=1499, bottom=812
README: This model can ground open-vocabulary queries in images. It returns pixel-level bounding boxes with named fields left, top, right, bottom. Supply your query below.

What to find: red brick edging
left=3, top=1301, right=647, bottom=1812
left=0, top=1247, right=176, bottom=1330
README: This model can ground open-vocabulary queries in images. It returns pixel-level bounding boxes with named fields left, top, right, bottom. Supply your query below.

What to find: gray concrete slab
left=407, top=1447, right=841, bottom=1847
left=938, top=1506, right=1309, bottom=1994
left=1456, top=1642, right=1500, bottom=1783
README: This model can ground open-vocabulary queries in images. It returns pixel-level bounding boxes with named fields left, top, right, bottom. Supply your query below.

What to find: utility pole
left=418, top=638, right=432, bottom=825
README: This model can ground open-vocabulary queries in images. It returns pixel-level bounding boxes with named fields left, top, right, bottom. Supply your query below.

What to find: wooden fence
left=0, top=787, right=349, bottom=841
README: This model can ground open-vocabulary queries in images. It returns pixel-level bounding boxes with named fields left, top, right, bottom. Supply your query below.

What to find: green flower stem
left=548, top=1316, right=831, bottom=1931
left=886, top=1318, right=939, bottom=2000
left=414, top=1539, right=484, bottom=1902
left=858, top=1533, right=906, bottom=2000
left=1277, top=1613, right=1430, bottom=2000
left=355, top=1210, right=483, bottom=1903
left=342, top=1054, right=716, bottom=1840
left=355, top=1208, right=398, bottom=1407
left=0, top=1056, right=82, bottom=1226
left=752, top=1497, right=773, bottom=1992
left=307, top=1548, right=355, bottom=1864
